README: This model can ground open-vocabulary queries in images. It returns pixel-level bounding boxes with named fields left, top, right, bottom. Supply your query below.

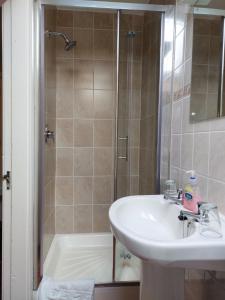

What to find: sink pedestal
left=140, top=262, right=184, bottom=300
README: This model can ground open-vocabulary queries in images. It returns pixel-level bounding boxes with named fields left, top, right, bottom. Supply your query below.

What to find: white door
left=2, top=2, right=12, bottom=300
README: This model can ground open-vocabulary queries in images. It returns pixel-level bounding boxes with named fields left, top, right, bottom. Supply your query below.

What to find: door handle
left=118, top=136, right=128, bottom=161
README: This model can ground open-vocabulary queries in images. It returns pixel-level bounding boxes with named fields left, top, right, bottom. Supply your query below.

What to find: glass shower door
left=115, top=10, right=161, bottom=282
left=115, top=12, right=142, bottom=282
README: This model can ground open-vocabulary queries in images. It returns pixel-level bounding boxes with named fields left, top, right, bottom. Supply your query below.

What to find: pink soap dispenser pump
left=182, top=170, right=202, bottom=213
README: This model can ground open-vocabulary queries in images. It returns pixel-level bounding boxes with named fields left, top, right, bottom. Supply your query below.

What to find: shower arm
left=45, top=30, right=70, bottom=43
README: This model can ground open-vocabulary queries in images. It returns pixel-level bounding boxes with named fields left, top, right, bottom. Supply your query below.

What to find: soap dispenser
left=182, top=170, right=202, bottom=213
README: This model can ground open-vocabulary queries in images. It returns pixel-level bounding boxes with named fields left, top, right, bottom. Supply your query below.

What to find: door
left=2, top=2, right=12, bottom=299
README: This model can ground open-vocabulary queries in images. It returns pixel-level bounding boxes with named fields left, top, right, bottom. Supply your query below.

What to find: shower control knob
left=44, top=126, right=55, bottom=143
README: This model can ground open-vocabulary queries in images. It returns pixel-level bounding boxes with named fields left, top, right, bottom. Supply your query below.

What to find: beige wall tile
left=94, top=90, right=114, bottom=119
left=46, top=88, right=56, bottom=118
left=94, top=120, right=113, bottom=147
left=56, top=58, right=74, bottom=89
left=181, top=133, right=193, bottom=170
left=133, top=32, right=143, bottom=62
left=55, top=206, right=73, bottom=233
left=130, top=176, right=139, bottom=195
left=74, top=11, right=93, bottom=29
left=209, top=132, right=225, bottom=182
left=74, top=177, right=93, bottom=204
left=56, top=148, right=73, bottom=176
left=55, top=177, right=73, bottom=205
left=56, top=10, right=73, bottom=27
left=74, top=60, right=94, bottom=89
left=93, top=205, right=110, bottom=232
left=130, top=148, right=139, bottom=176
left=131, top=62, right=142, bottom=90
left=208, top=179, right=225, bottom=215
left=193, top=35, right=210, bottom=65
left=56, top=87, right=74, bottom=118
left=75, top=29, right=93, bottom=60
left=182, top=97, right=194, bottom=133
left=56, top=119, right=73, bottom=147
left=172, top=100, right=182, bottom=134
left=132, top=15, right=144, bottom=31
left=209, top=36, right=221, bottom=66
left=93, top=176, right=113, bottom=204
left=77, top=205, right=92, bottom=233
left=74, top=119, right=93, bottom=147
left=74, top=89, right=94, bottom=119
left=129, top=120, right=140, bottom=147
left=193, top=133, right=209, bottom=176
left=130, top=89, right=141, bottom=119
left=171, top=134, right=181, bottom=168
left=74, top=147, right=93, bottom=176
left=94, top=30, right=114, bottom=60
left=94, top=147, right=113, bottom=176
left=94, top=12, right=114, bottom=29
left=45, top=8, right=56, bottom=29
left=94, top=61, right=114, bottom=90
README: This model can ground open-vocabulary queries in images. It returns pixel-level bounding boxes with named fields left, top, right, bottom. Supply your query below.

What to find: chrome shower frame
left=33, top=0, right=174, bottom=290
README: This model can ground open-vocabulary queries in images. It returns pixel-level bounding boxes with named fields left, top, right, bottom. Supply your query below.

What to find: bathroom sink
left=109, top=195, right=225, bottom=271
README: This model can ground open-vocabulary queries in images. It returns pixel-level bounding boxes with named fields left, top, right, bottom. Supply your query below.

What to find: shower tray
left=44, top=233, right=140, bottom=284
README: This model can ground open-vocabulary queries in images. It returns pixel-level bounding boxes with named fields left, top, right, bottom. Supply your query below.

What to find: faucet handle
left=177, top=189, right=183, bottom=200
left=197, top=202, right=209, bottom=214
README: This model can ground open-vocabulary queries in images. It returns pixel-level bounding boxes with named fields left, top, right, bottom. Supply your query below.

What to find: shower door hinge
left=2, top=171, right=11, bottom=190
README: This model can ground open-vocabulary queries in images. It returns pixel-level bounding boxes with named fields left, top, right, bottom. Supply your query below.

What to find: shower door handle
left=118, top=136, right=128, bottom=161
left=44, top=126, right=55, bottom=143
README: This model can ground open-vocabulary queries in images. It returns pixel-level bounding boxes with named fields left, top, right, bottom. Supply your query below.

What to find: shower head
left=45, top=30, right=76, bottom=51
left=64, top=40, right=77, bottom=51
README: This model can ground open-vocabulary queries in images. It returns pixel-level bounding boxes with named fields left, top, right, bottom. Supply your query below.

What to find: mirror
left=190, top=14, right=224, bottom=122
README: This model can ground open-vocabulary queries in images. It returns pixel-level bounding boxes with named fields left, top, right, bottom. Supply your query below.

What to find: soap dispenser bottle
left=182, top=170, right=202, bottom=213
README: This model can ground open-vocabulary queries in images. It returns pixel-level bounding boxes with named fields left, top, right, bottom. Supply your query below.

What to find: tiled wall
left=171, top=0, right=225, bottom=221
left=169, top=0, right=225, bottom=298
left=139, top=12, right=161, bottom=194
left=43, top=7, right=56, bottom=259
left=46, top=9, right=159, bottom=235
left=55, top=10, right=116, bottom=233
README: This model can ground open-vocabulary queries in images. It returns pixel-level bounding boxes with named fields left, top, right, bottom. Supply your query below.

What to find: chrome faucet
left=164, top=188, right=183, bottom=205
left=178, top=202, right=210, bottom=223
left=178, top=210, right=201, bottom=222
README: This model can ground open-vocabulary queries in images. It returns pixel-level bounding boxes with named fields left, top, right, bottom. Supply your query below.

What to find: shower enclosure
left=34, top=0, right=174, bottom=291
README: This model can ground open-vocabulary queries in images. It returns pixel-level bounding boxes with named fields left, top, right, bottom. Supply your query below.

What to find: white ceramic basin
left=109, top=195, right=225, bottom=271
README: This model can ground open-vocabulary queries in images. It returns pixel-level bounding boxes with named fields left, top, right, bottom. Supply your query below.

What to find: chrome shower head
left=45, top=30, right=76, bottom=51
left=64, top=40, right=76, bottom=51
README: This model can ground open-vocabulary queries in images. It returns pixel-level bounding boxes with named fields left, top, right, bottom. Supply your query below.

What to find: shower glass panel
left=115, top=11, right=161, bottom=282
left=41, top=6, right=117, bottom=284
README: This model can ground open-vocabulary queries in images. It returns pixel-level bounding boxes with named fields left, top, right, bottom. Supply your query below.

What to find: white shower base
left=44, top=233, right=140, bottom=284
